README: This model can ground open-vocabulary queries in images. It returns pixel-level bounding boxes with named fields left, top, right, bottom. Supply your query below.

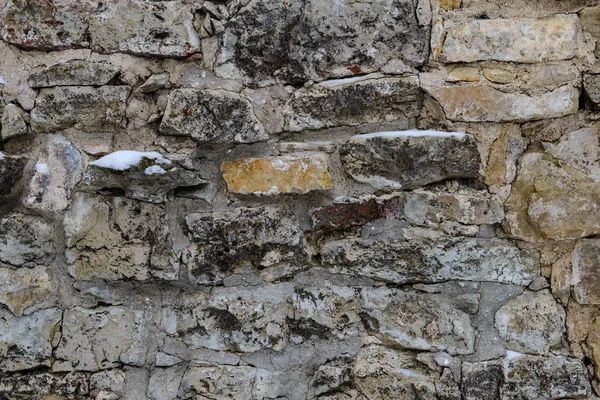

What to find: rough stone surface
left=286, top=76, right=422, bottom=131
left=159, top=89, right=268, bottom=143
left=214, top=0, right=430, bottom=85
left=30, top=86, right=129, bottom=133
left=440, top=15, right=581, bottom=63
left=221, top=154, right=332, bottom=195
left=573, top=239, right=600, bottom=305
left=1, top=103, right=28, bottom=139
left=184, top=206, right=308, bottom=284
left=584, top=73, right=600, bottom=107
left=340, top=132, right=480, bottom=190
left=0, top=213, right=55, bottom=267
left=0, top=154, right=27, bottom=195
left=28, top=59, right=120, bottom=88
left=64, top=193, right=179, bottom=281
left=0, top=266, right=57, bottom=316
left=495, top=290, right=566, bottom=354
left=0, top=372, right=89, bottom=399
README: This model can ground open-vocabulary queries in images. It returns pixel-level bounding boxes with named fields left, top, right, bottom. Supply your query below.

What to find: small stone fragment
left=221, top=154, right=332, bottom=195
left=0, top=213, right=54, bottom=267
left=184, top=206, right=308, bottom=284
left=340, top=130, right=480, bottom=190
left=28, top=60, right=120, bottom=88
left=89, top=1, right=201, bottom=58
left=1, top=104, right=28, bottom=139
left=483, top=68, right=515, bottom=84
left=0, top=266, right=57, bottom=316
left=286, top=75, right=422, bottom=131
left=584, top=74, right=600, bottom=107
left=0, top=154, right=27, bottom=195
left=446, top=67, right=479, bottom=82
left=461, top=359, right=504, bottom=400
left=573, top=239, right=600, bottom=305
left=495, top=290, right=565, bottom=354
left=440, top=15, right=580, bottom=63
left=30, top=86, right=129, bottom=133
left=279, top=142, right=336, bottom=154
left=159, top=89, right=268, bottom=143
left=53, top=307, right=148, bottom=372
left=82, top=150, right=207, bottom=203
left=139, top=73, right=170, bottom=93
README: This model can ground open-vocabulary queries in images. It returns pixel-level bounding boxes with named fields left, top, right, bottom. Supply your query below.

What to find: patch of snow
left=318, top=73, right=379, bottom=87
left=0, top=76, right=5, bottom=87
left=0, top=151, right=4, bottom=161
left=144, top=165, right=168, bottom=175
left=90, top=150, right=172, bottom=171
left=350, top=129, right=469, bottom=141
left=266, top=186, right=280, bottom=195
left=35, top=163, right=49, bottom=174
left=505, top=350, right=524, bottom=360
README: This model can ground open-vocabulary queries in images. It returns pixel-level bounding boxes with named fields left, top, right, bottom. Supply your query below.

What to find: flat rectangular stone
left=573, top=239, right=600, bottom=305
left=285, top=75, right=422, bottom=131
left=423, top=83, right=579, bottom=122
left=28, top=59, right=120, bottom=88
left=30, top=86, right=129, bottom=133
left=340, top=130, right=480, bottom=190
left=440, top=15, right=580, bottom=63
left=221, top=154, right=332, bottom=195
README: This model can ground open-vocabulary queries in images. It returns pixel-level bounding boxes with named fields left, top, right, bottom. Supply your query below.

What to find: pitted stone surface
left=573, top=239, right=600, bottom=305
left=28, top=59, right=120, bottom=88
left=286, top=76, right=422, bottom=131
left=0, top=154, right=27, bottom=195
left=0, top=213, right=54, bottom=267
left=0, top=266, right=57, bottom=316
left=1, top=104, right=28, bottom=139
left=159, top=89, right=267, bottom=143
left=0, top=372, right=89, bottom=399
left=64, top=193, right=179, bottom=281
left=30, top=86, right=129, bottom=133
left=221, top=154, right=332, bottom=195
left=184, top=206, right=308, bottom=284
left=340, top=132, right=480, bottom=190
left=440, top=15, right=581, bottom=63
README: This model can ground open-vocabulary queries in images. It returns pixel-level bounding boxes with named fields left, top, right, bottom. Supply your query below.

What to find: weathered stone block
left=179, top=365, right=256, bottom=399
left=184, top=206, right=308, bottom=284
left=0, top=266, right=57, bottom=316
left=221, top=154, right=332, bottom=195
left=82, top=150, right=207, bottom=203
left=462, top=359, right=504, bottom=400
left=340, top=131, right=480, bottom=190
left=30, top=86, right=129, bottom=133
left=423, top=82, right=579, bottom=122
left=0, top=213, right=54, bottom=267
left=310, top=196, right=401, bottom=232
left=361, top=288, right=476, bottom=355
left=0, top=153, right=27, bottom=195
left=28, top=59, right=120, bottom=88
left=89, top=1, right=201, bottom=57
left=573, top=239, right=600, bottom=305
left=1, top=104, right=28, bottom=139
left=0, top=308, right=62, bottom=371
left=0, top=372, right=89, bottom=399
left=440, top=15, right=580, bottom=63
left=1, top=0, right=93, bottom=50
left=584, top=73, right=600, bottom=107
left=285, top=75, right=422, bottom=131
left=214, top=0, right=430, bottom=85
left=64, top=193, right=179, bottom=281
left=53, top=307, right=148, bottom=371
left=579, top=5, right=600, bottom=56
left=159, top=89, right=267, bottom=143
left=495, top=290, right=565, bottom=354
left=321, top=234, right=539, bottom=285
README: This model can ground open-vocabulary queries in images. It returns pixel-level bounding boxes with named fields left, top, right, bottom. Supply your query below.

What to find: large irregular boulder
left=440, top=15, right=581, bottom=63
left=159, top=89, right=268, bottom=143
left=285, top=75, right=422, bottom=131
left=495, top=290, right=566, bottom=354
left=321, top=232, right=539, bottom=285
left=361, top=288, right=476, bottom=355
left=214, top=0, right=430, bottom=86
left=53, top=307, right=149, bottom=372
left=64, top=193, right=179, bottom=281
left=30, top=86, right=129, bottom=133
left=572, top=239, right=600, bottom=305
left=28, top=59, right=120, bottom=88
left=0, top=266, right=57, bottom=316
left=221, top=154, right=332, bottom=195
left=0, top=153, right=27, bottom=195
left=82, top=150, right=206, bottom=203
left=0, top=213, right=55, bottom=267
left=340, top=130, right=480, bottom=190
left=184, top=206, right=308, bottom=284
left=0, top=308, right=63, bottom=371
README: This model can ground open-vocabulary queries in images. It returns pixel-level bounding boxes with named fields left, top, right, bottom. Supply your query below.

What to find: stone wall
left=0, top=0, right=600, bottom=399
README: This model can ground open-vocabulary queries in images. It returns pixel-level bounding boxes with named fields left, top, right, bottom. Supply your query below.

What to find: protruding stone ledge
left=221, top=153, right=332, bottom=195
left=82, top=150, right=207, bottom=203
left=159, top=89, right=268, bottom=143
left=440, top=15, right=581, bottom=63
left=340, top=130, right=480, bottom=190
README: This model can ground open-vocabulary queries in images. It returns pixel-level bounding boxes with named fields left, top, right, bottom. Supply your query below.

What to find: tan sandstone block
left=483, top=68, right=515, bottom=84
left=440, top=0, right=461, bottom=10
left=221, top=154, right=332, bottom=195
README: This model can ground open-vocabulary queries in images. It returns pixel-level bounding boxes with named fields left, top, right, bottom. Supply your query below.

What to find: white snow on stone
left=90, top=150, right=172, bottom=171
left=350, top=129, right=469, bottom=141
left=144, top=165, right=168, bottom=175
left=318, top=73, right=379, bottom=87
left=0, top=76, right=5, bottom=87
left=505, top=350, right=524, bottom=360
left=35, top=163, right=49, bottom=174
left=0, top=151, right=5, bottom=161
